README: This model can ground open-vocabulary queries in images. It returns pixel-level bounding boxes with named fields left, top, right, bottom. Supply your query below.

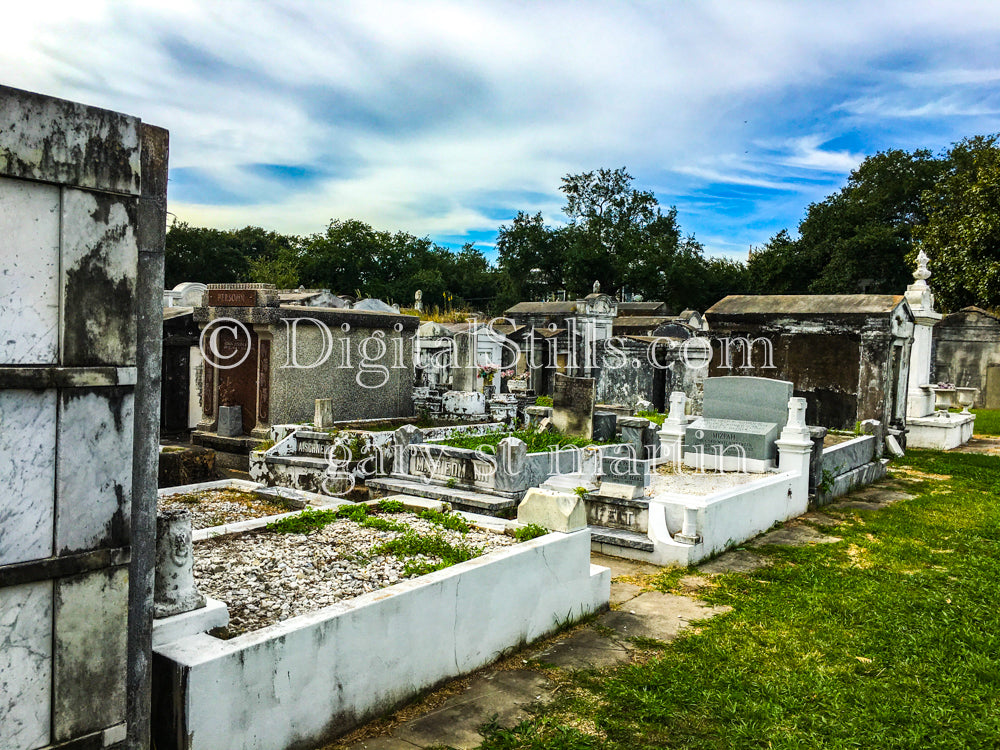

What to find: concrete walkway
left=324, top=476, right=922, bottom=750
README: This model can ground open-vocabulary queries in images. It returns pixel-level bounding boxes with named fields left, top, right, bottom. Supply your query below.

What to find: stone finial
left=912, top=250, right=931, bottom=288
left=154, top=509, right=206, bottom=618
left=667, top=391, right=687, bottom=425
left=593, top=279, right=600, bottom=294
left=786, top=397, right=808, bottom=430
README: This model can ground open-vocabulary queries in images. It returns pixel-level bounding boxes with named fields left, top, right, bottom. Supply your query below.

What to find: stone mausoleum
left=933, top=306, right=1000, bottom=409
left=192, top=283, right=417, bottom=465
left=705, top=294, right=915, bottom=431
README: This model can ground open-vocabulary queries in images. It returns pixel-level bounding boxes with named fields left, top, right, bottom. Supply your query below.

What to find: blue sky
left=5, top=1, right=1000, bottom=262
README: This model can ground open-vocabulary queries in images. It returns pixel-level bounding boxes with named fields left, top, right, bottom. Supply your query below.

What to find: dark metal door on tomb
left=215, top=328, right=259, bottom=434
left=161, top=344, right=190, bottom=432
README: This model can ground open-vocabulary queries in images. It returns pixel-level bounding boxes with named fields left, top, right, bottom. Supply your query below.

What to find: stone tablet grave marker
left=685, top=376, right=793, bottom=468
left=552, top=372, right=595, bottom=439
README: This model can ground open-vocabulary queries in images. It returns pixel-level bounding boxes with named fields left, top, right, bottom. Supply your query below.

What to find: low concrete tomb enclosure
left=368, top=427, right=634, bottom=517
left=249, top=420, right=506, bottom=494
left=151, top=482, right=609, bottom=750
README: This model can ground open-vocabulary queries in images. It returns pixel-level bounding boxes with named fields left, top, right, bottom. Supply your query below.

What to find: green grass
left=513, top=523, right=549, bottom=542
left=374, top=531, right=482, bottom=576
left=535, top=396, right=554, bottom=407
left=437, top=429, right=606, bottom=452
left=971, top=408, right=1000, bottom=435
left=635, top=409, right=665, bottom=426
left=418, top=508, right=472, bottom=533
left=266, top=503, right=408, bottom=534
left=473, top=449, right=1000, bottom=749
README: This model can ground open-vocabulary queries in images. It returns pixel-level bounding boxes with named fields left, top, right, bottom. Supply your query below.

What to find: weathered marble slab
left=56, top=389, right=134, bottom=554
left=0, top=389, right=57, bottom=565
left=409, top=446, right=496, bottom=490
left=0, top=84, right=141, bottom=193
left=0, top=580, right=53, bottom=750
left=601, top=455, right=652, bottom=487
left=0, top=177, right=60, bottom=365
left=60, top=188, right=138, bottom=367
left=53, top=567, right=128, bottom=742
left=552, top=373, right=595, bottom=439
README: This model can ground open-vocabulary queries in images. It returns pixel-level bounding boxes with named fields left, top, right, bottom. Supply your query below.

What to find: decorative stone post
left=905, top=250, right=942, bottom=418
left=674, top=506, right=702, bottom=545
left=657, top=391, right=687, bottom=466
left=494, top=436, right=528, bottom=494
left=154, top=509, right=206, bottom=618
left=391, top=424, right=423, bottom=476
left=775, top=397, right=813, bottom=509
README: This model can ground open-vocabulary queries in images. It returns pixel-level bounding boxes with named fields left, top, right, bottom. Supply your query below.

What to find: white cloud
left=5, top=0, right=1000, bottom=253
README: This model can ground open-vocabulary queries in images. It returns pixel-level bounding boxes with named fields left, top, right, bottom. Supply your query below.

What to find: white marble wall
left=0, top=581, right=53, bottom=750
left=0, top=177, right=61, bottom=365
left=0, top=390, right=57, bottom=566
left=56, top=390, right=134, bottom=554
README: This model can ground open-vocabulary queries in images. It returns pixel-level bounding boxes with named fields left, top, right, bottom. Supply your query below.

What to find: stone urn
left=956, top=387, right=979, bottom=414
left=932, top=387, right=957, bottom=411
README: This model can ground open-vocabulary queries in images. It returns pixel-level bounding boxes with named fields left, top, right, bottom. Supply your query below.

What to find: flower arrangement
left=477, top=364, right=514, bottom=385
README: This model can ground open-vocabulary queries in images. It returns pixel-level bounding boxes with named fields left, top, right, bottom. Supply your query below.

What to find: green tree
left=495, top=212, right=568, bottom=304
left=749, top=149, right=947, bottom=297
left=165, top=222, right=302, bottom=288
left=916, top=134, right=1000, bottom=311
left=496, top=169, right=723, bottom=310
left=746, top=229, right=819, bottom=294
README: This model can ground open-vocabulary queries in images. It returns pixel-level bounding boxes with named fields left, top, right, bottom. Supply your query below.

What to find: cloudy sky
left=5, top=1, right=1000, bottom=260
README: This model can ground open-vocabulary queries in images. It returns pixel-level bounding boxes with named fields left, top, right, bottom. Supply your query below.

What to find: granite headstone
left=685, top=376, right=793, bottom=463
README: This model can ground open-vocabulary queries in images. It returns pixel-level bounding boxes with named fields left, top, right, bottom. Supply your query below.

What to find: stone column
left=775, top=397, right=814, bottom=508
left=657, top=391, right=687, bottom=466
left=452, top=330, right=478, bottom=392
left=494, top=436, right=528, bottom=495
left=391, top=424, right=423, bottom=476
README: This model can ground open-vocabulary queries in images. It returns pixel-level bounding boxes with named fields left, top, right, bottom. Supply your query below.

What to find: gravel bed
left=649, top=463, right=763, bottom=495
left=194, top=513, right=517, bottom=637
left=159, top=489, right=297, bottom=529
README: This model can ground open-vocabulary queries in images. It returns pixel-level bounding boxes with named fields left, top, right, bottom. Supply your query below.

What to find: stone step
left=588, top=525, right=655, bottom=553
left=366, top=477, right=519, bottom=517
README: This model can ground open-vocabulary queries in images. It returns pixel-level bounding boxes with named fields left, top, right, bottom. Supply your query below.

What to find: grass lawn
left=474, top=449, right=1000, bottom=749
left=971, top=408, right=1000, bottom=436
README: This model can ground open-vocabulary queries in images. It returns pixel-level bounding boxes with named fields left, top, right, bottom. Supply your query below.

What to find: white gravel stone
left=193, top=511, right=517, bottom=637
left=160, top=488, right=298, bottom=529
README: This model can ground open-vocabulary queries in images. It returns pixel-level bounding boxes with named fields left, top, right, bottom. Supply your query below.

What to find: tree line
left=166, top=135, right=1000, bottom=314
